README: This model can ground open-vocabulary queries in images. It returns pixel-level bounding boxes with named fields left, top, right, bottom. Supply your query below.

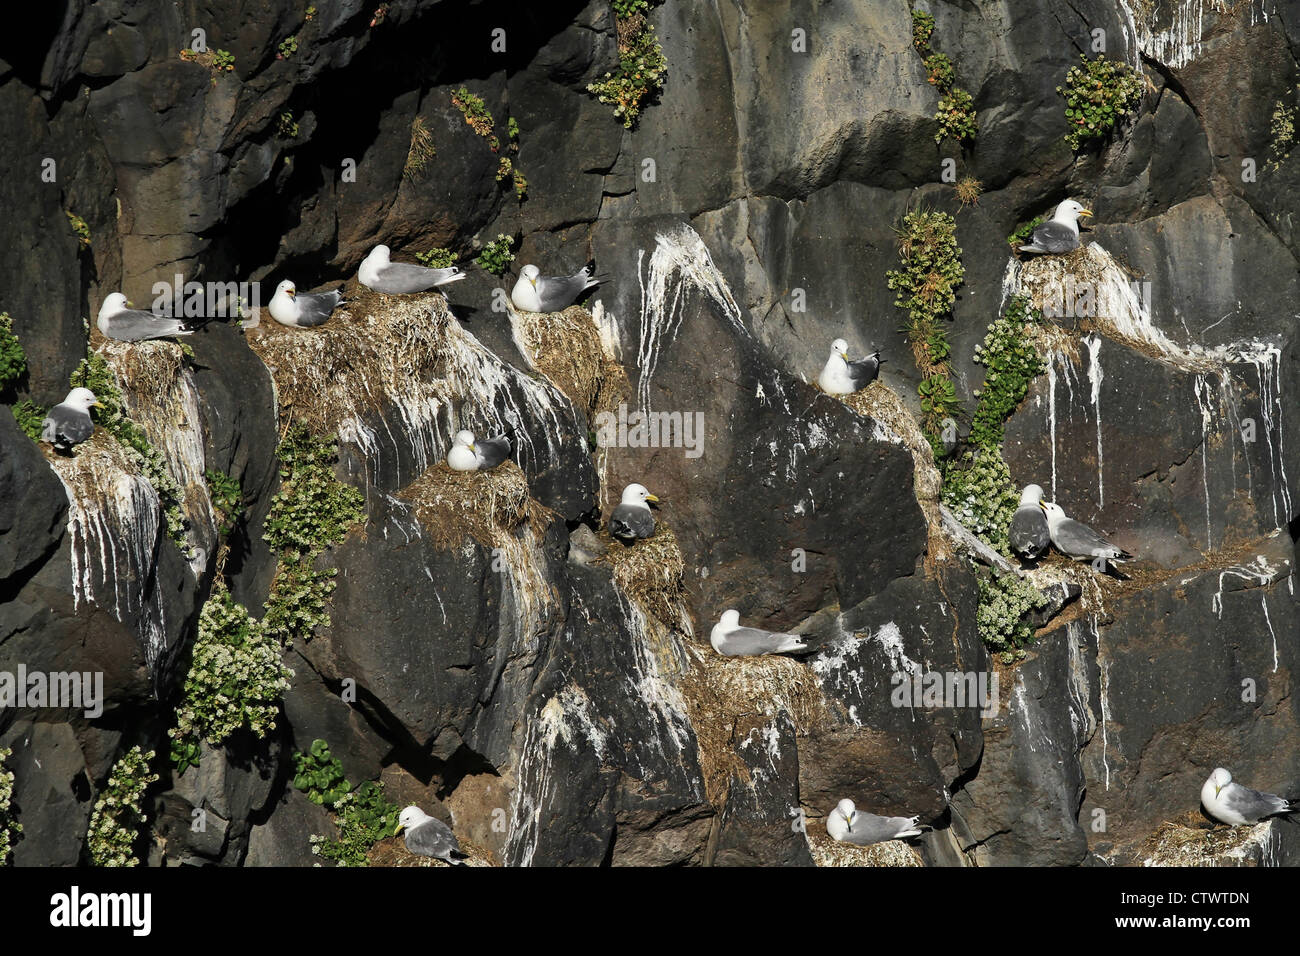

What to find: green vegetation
left=0, top=313, right=27, bottom=395
left=86, top=747, right=157, bottom=867
left=1058, top=54, right=1144, bottom=151
left=277, top=110, right=299, bottom=139
left=885, top=209, right=965, bottom=454
left=1007, top=215, right=1044, bottom=249
left=204, top=468, right=243, bottom=536
left=475, top=233, right=516, bottom=276
left=414, top=247, right=456, bottom=269
left=293, top=739, right=401, bottom=866
left=452, top=87, right=495, bottom=140
left=969, top=295, right=1044, bottom=448
left=169, top=590, right=294, bottom=772
left=66, top=212, right=91, bottom=249
left=305, top=5, right=317, bottom=20
left=507, top=116, right=520, bottom=147
left=588, top=0, right=667, bottom=129
left=0, top=747, right=19, bottom=864
left=941, top=445, right=1018, bottom=551
left=277, top=35, right=298, bottom=59
left=403, top=116, right=435, bottom=181
left=212, top=49, right=236, bottom=71
left=261, top=425, right=365, bottom=645
left=911, top=8, right=977, bottom=145
left=71, top=352, right=189, bottom=550
left=1267, top=87, right=1298, bottom=172
left=450, top=90, right=526, bottom=196
left=12, top=401, right=44, bottom=441
left=978, top=572, right=1047, bottom=662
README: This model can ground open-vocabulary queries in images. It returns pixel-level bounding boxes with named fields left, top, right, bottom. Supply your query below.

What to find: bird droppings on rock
left=510, top=304, right=606, bottom=417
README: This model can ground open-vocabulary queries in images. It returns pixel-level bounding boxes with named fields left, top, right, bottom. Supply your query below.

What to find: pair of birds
left=1009, top=484, right=1132, bottom=569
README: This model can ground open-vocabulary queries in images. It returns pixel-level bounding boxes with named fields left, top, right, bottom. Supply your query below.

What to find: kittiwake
left=1018, top=199, right=1093, bottom=254
left=447, top=429, right=511, bottom=471
left=818, top=338, right=882, bottom=395
left=395, top=806, right=466, bottom=864
left=709, top=609, right=807, bottom=657
left=609, top=483, right=658, bottom=541
left=268, top=280, right=344, bottom=328
left=1009, top=484, right=1051, bottom=559
left=97, top=293, right=206, bottom=342
left=510, top=262, right=601, bottom=313
left=1201, top=768, right=1297, bottom=826
left=358, top=244, right=465, bottom=294
left=1040, top=500, right=1132, bottom=569
left=41, top=388, right=99, bottom=452
left=826, top=798, right=925, bottom=846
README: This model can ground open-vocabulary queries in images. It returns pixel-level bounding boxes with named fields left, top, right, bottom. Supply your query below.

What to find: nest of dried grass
left=805, top=828, right=924, bottom=867
left=599, top=518, right=689, bottom=627
left=397, top=460, right=553, bottom=551
left=365, top=834, right=495, bottom=867
left=512, top=305, right=606, bottom=417
left=1139, top=815, right=1272, bottom=867
left=98, top=339, right=188, bottom=408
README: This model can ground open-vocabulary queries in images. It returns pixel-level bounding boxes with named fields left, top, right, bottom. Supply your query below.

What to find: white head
left=620, top=482, right=659, bottom=507
left=396, top=805, right=429, bottom=833
left=367, top=244, right=391, bottom=264
left=1052, top=199, right=1093, bottom=225
left=63, top=387, right=100, bottom=412
left=98, top=293, right=130, bottom=320
left=454, top=429, right=476, bottom=448
left=274, top=279, right=296, bottom=299
left=830, top=338, right=849, bottom=359
left=1038, top=500, right=1067, bottom=527
left=718, top=609, right=741, bottom=628
left=1019, top=483, right=1045, bottom=506
left=835, top=798, right=857, bottom=823
left=1208, top=768, right=1232, bottom=795
left=520, top=264, right=540, bottom=287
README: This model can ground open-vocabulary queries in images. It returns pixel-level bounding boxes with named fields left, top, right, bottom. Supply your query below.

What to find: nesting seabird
left=1009, top=484, right=1051, bottom=560
left=41, top=388, right=99, bottom=452
left=1201, top=768, right=1297, bottom=826
left=395, top=806, right=466, bottom=865
left=709, top=609, right=808, bottom=657
left=818, top=338, right=882, bottom=395
left=358, top=244, right=465, bottom=294
left=97, top=293, right=204, bottom=342
left=1018, top=199, right=1093, bottom=255
left=510, top=262, right=601, bottom=313
left=268, top=280, right=344, bottom=328
left=1040, top=500, right=1132, bottom=569
left=826, top=798, right=925, bottom=846
left=447, top=429, right=511, bottom=471
left=609, top=483, right=658, bottom=541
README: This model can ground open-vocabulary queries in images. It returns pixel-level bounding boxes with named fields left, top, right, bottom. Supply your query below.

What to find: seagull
left=1018, top=199, right=1093, bottom=254
left=358, top=244, right=466, bottom=294
left=1040, top=500, right=1132, bottom=569
left=826, top=798, right=925, bottom=846
left=41, top=388, right=100, bottom=452
left=446, top=429, right=511, bottom=471
left=96, top=293, right=208, bottom=342
left=510, top=262, right=602, bottom=313
left=609, top=483, right=658, bottom=541
left=267, top=280, right=344, bottom=328
left=1201, top=768, right=1297, bottom=826
left=395, top=806, right=467, bottom=865
left=1009, top=484, right=1051, bottom=559
left=709, top=609, right=808, bottom=657
left=818, top=338, right=882, bottom=395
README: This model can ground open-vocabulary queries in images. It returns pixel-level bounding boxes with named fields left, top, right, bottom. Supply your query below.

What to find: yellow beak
left=1078, top=208, right=1093, bottom=219
left=126, top=300, right=134, bottom=308
left=394, top=823, right=405, bottom=834
left=287, top=289, right=296, bottom=298
left=644, top=493, right=659, bottom=503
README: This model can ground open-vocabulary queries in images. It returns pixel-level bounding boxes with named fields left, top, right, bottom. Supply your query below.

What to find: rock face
left=2, top=0, right=1299, bottom=869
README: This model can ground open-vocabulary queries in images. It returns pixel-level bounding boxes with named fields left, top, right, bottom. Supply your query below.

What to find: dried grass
left=600, top=518, right=688, bottom=628
left=805, top=828, right=924, bottom=867
left=512, top=305, right=605, bottom=417
left=1139, top=815, right=1274, bottom=867
left=397, top=460, right=553, bottom=551
left=366, top=834, right=495, bottom=867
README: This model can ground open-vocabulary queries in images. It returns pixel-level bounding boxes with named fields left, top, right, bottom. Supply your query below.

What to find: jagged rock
left=0, top=720, right=92, bottom=866
left=0, top=410, right=67, bottom=581
left=244, top=786, right=337, bottom=867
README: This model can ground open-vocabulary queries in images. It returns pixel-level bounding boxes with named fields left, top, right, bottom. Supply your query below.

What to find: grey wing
left=536, top=272, right=594, bottom=312
left=717, top=627, right=805, bottom=657
left=1223, top=783, right=1291, bottom=822
left=610, top=504, right=654, bottom=539
left=844, top=355, right=880, bottom=389
left=294, top=290, right=343, bottom=327
left=373, top=262, right=461, bottom=293
left=405, top=818, right=461, bottom=859
left=475, top=434, right=511, bottom=469
left=1026, top=221, right=1079, bottom=253
left=847, top=813, right=921, bottom=845
left=1009, top=508, right=1051, bottom=557
left=104, top=309, right=193, bottom=342
left=44, top=407, right=92, bottom=447
left=1054, top=518, right=1128, bottom=559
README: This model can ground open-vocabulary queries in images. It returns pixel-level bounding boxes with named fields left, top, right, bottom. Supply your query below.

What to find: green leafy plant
left=588, top=1, right=667, bottom=129
left=978, top=572, right=1047, bottom=662
left=86, top=747, right=157, bottom=867
left=294, top=739, right=400, bottom=866
left=911, top=8, right=935, bottom=52
left=475, top=233, right=516, bottom=276
left=262, top=425, right=365, bottom=645
left=12, top=401, right=44, bottom=442
left=293, top=739, right=351, bottom=806
left=0, top=313, right=27, bottom=395
left=969, top=295, right=1044, bottom=448
left=941, top=446, right=1018, bottom=551
left=305, top=5, right=317, bottom=21
left=452, top=87, right=495, bottom=140
left=0, top=747, right=19, bottom=864
left=205, top=468, right=243, bottom=536
left=66, top=212, right=91, bottom=249
left=170, top=590, right=294, bottom=771
left=886, top=209, right=965, bottom=452
left=1266, top=87, right=1298, bottom=172
left=496, top=156, right=513, bottom=182
left=512, top=167, right=528, bottom=201
left=414, top=247, right=456, bottom=269
left=71, top=352, right=189, bottom=550
left=1058, top=54, right=1144, bottom=151
left=277, top=110, right=299, bottom=139
left=507, top=115, right=520, bottom=149
left=212, top=49, right=236, bottom=72
left=277, top=35, right=298, bottom=59
left=1007, top=215, right=1044, bottom=249
left=911, top=7, right=976, bottom=144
